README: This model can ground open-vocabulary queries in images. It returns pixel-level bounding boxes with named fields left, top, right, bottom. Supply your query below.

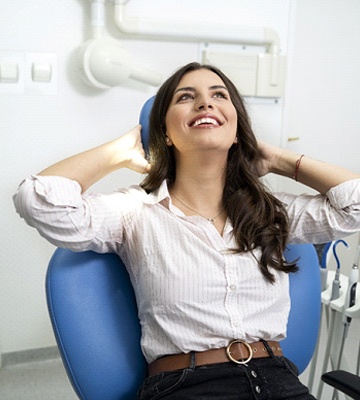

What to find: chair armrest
left=321, top=370, right=360, bottom=399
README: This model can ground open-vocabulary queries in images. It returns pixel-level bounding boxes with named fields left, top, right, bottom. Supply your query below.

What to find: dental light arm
left=90, top=0, right=106, bottom=38
left=113, top=0, right=281, bottom=86
left=79, top=37, right=162, bottom=88
left=81, top=0, right=162, bottom=89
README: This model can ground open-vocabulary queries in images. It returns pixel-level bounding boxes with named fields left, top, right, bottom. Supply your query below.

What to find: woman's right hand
left=38, top=125, right=151, bottom=193
left=117, top=125, right=151, bottom=174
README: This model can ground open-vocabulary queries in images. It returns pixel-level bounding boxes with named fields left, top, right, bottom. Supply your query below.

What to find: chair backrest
left=46, top=243, right=321, bottom=400
left=46, top=249, right=147, bottom=400
left=282, top=243, right=322, bottom=373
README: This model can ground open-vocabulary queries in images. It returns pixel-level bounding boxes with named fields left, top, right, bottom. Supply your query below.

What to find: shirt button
left=233, top=321, right=239, bottom=327
left=229, top=284, right=236, bottom=291
left=255, top=385, right=261, bottom=393
left=251, top=370, right=257, bottom=378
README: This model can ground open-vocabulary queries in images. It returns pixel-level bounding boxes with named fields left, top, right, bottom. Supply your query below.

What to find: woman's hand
left=256, top=139, right=360, bottom=194
left=38, top=125, right=151, bottom=192
left=256, top=140, right=282, bottom=177
left=117, top=125, right=151, bottom=174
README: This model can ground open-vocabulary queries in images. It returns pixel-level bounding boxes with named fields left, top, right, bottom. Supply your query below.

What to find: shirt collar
left=141, top=180, right=234, bottom=233
left=135, top=180, right=171, bottom=206
left=143, top=180, right=186, bottom=217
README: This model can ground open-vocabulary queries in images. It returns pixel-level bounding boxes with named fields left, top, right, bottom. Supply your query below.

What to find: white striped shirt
left=13, top=176, right=360, bottom=363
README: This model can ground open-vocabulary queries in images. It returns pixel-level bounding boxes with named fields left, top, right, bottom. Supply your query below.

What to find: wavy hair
left=141, top=62, right=297, bottom=282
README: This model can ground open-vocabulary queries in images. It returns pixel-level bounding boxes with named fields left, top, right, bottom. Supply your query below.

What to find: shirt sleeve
left=278, top=179, right=360, bottom=244
left=13, top=175, right=137, bottom=253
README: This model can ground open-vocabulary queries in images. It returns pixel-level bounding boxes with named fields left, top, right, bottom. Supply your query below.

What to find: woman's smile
left=189, top=113, right=223, bottom=128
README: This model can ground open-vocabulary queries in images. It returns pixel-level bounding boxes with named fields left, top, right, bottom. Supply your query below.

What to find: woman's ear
left=165, top=136, right=173, bottom=146
left=234, top=136, right=238, bottom=144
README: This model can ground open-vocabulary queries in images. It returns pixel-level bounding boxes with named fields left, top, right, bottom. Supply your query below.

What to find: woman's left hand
left=257, top=140, right=360, bottom=193
left=256, top=140, right=281, bottom=177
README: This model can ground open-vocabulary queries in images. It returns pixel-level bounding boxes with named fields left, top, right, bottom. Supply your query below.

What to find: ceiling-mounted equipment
left=79, top=37, right=162, bottom=89
left=81, top=0, right=286, bottom=96
left=80, top=0, right=162, bottom=89
left=112, top=0, right=286, bottom=97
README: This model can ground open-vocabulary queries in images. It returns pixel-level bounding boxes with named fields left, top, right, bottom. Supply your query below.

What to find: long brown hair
left=141, top=62, right=297, bottom=282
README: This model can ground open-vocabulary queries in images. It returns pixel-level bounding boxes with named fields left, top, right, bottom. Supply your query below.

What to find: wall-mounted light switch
left=0, top=51, right=58, bottom=95
left=0, top=62, right=19, bottom=83
left=32, top=62, right=52, bottom=82
left=0, top=51, right=25, bottom=94
left=26, top=53, right=58, bottom=94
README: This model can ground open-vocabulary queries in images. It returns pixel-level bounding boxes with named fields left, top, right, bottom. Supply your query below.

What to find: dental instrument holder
left=317, top=242, right=360, bottom=400
left=342, top=247, right=360, bottom=327
left=331, top=247, right=359, bottom=400
left=321, top=269, right=360, bottom=339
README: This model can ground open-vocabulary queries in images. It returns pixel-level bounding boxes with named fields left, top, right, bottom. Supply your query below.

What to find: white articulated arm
left=113, top=2, right=282, bottom=87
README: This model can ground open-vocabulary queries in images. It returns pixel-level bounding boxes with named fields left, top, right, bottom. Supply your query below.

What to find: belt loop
left=189, top=351, right=196, bottom=370
left=260, top=339, right=275, bottom=358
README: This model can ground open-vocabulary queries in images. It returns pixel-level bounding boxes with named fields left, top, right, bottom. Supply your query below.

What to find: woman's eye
left=177, top=93, right=194, bottom=101
left=213, top=91, right=228, bottom=99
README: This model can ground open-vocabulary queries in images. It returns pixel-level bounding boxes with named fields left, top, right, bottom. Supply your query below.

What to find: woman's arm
left=38, top=125, right=150, bottom=192
left=13, top=125, right=150, bottom=252
left=257, top=141, right=360, bottom=195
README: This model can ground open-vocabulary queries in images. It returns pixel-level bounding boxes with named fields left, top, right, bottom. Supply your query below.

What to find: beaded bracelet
left=294, top=155, right=305, bottom=181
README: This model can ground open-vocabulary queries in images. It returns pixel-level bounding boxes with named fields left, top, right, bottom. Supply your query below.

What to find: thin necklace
left=170, top=191, right=224, bottom=224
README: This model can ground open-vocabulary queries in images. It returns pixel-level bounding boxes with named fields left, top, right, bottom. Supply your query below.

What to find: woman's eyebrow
left=174, top=85, right=228, bottom=94
left=174, top=86, right=196, bottom=94
left=209, top=85, right=229, bottom=92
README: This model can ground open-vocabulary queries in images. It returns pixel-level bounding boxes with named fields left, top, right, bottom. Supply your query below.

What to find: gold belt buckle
left=226, top=340, right=253, bottom=365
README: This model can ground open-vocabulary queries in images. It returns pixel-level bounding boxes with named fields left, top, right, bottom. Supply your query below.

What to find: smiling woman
left=142, top=63, right=290, bottom=255
left=164, top=70, right=238, bottom=157
left=13, top=62, right=360, bottom=399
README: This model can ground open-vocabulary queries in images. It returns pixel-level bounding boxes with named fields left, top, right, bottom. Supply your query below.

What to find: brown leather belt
left=148, top=340, right=282, bottom=377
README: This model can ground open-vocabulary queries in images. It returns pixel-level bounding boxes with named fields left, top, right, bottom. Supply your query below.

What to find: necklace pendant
left=208, top=218, right=215, bottom=224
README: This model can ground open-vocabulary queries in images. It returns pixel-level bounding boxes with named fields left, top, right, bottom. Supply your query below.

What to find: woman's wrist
left=269, top=148, right=302, bottom=179
left=270, top=148, right=360, bottom=194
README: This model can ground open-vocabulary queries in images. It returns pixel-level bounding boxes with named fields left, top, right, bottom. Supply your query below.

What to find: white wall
left=1, top=0, right=359, bottom=357
left=281, top=0, right=360, bottom=192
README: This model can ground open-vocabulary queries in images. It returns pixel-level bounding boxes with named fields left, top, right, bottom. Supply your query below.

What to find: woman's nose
left=195, top=98, right=213, bottom=111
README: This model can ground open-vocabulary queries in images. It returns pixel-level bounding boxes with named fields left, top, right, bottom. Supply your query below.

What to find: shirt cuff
left=326, top=178, right=360, bottom=209
left=32, top=175, right=83, bottom=207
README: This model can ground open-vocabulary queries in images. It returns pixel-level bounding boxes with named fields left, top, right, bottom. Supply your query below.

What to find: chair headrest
left=139, top=96, right=155, bottom=154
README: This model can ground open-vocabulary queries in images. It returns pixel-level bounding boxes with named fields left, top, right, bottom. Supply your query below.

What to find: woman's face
left=165, top=68, right=238, bottom=155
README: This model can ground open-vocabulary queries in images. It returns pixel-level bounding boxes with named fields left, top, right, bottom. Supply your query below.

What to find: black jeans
left=137, top=355, right=316, bottom=400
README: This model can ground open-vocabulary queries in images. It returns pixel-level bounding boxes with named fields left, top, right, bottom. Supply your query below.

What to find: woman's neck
left=169, top=152, right=226, bottom=216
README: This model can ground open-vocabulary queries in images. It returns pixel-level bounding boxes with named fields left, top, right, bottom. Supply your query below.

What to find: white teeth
left=192, top=117, right=219, bottom=127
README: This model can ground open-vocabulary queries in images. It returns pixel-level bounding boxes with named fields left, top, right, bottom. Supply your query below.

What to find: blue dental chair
left=46, top=244, right=322, bottom=400
left=45, top=98, right=325, bottom=399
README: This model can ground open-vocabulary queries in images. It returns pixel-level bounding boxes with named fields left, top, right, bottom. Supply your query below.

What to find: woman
left=14, top=62, right=360, bottom=399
